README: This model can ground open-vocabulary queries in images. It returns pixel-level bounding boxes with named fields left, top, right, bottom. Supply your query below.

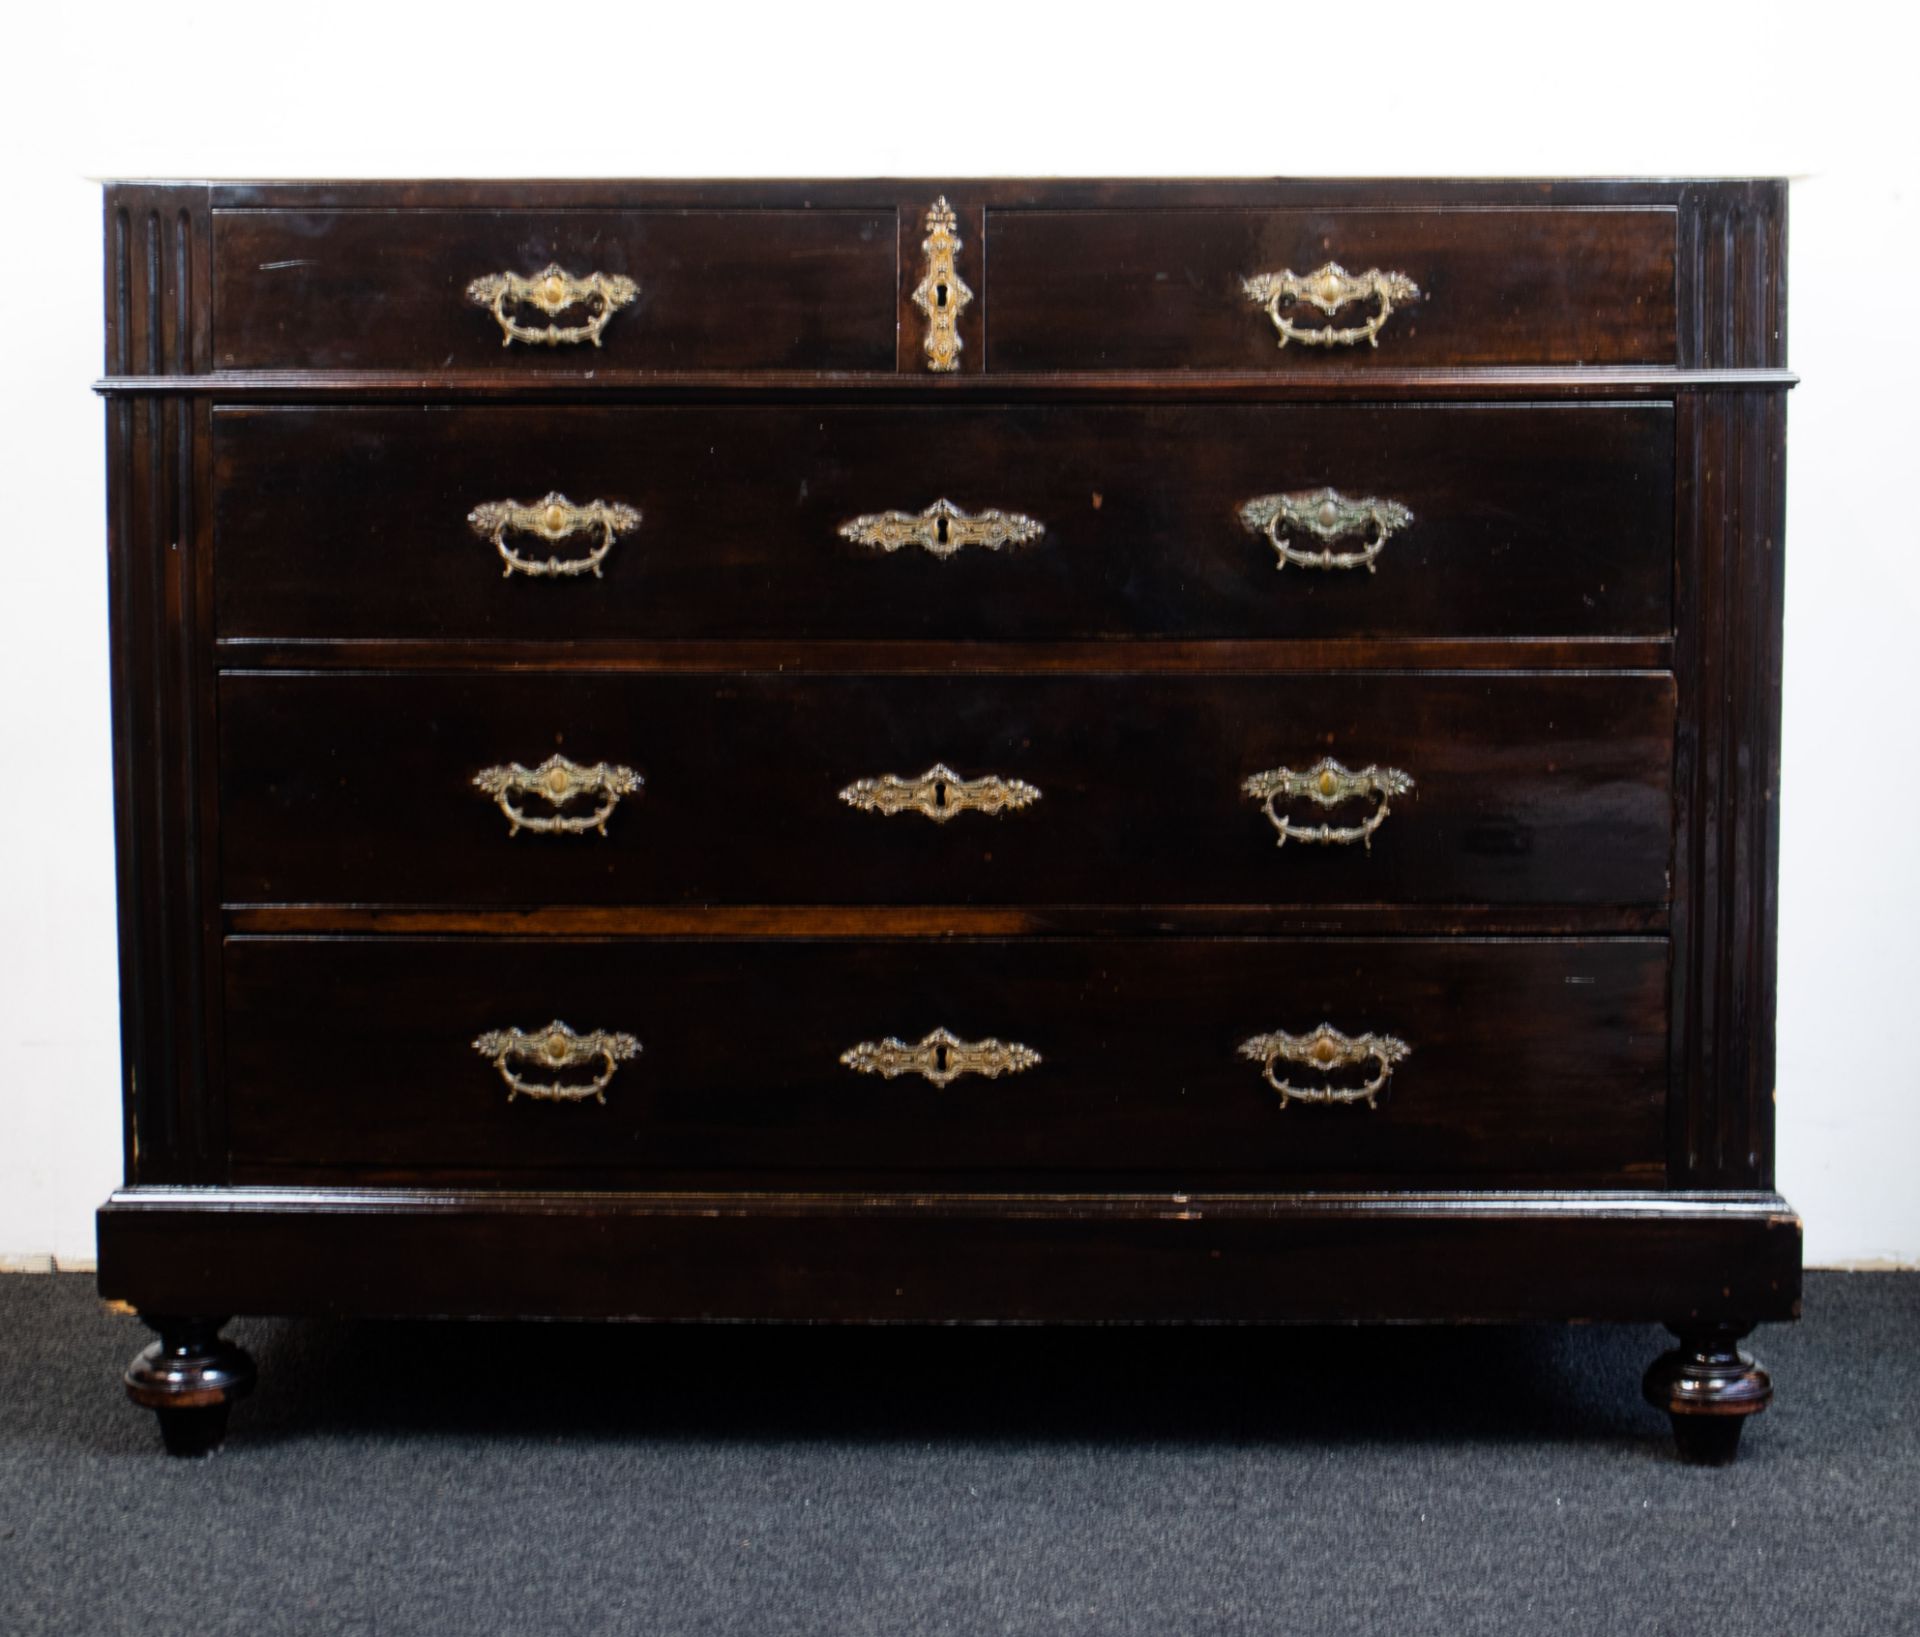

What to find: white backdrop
left=3, top=0, right=1915, bottom=1266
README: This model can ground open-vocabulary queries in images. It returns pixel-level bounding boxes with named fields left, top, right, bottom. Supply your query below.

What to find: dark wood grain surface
left=212, top=209, right=899, bottom=372
left=222, top=936, right=1668, bottom=1188
left=96, top=1187, right=1801, bottom=1325
left=212, top=403, right=1674, bottom=643
left=985, top=207, right=1677, bottom=369
left=216, top=670, right=1675, bottom=908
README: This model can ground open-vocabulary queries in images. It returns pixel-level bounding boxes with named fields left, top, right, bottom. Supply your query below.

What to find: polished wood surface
left=96, top=1188, right=1801, bottom=1326
left=217, top=670, right=1674, bottom=908
left=97, top=178, right=1796, bottom=1459
left=213, top=403, right=1674, bottom=643
left=223, top=935, right=1668, bottom=1187
left=213, top=208, right=899, bottom=372
left=985, top=206, right=1678, bottom=369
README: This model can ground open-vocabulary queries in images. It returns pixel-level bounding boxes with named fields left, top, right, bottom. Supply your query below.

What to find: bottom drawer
left=224, top=937, right=1669, bottom=1188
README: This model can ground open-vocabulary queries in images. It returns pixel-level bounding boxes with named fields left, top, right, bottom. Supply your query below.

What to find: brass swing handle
left=1238, top=1024, right=1411, bottom=1109
left=472, top=1021, right=641, bottom=1104
left=840, top=1028, right=1042, bottom=1087
left=1239, top=489, right=1413, bottom=573
left=1242, top=262, right=1420, bottom=349
left=468, top=494, right=641, bottom=579
left=839, top=763, right=1041, bottom=823
left=473, top=754, right=643, bottom=836
left=1243, top=758, right=1414, bottom=849
left=466, top=264, right=638, bottom=347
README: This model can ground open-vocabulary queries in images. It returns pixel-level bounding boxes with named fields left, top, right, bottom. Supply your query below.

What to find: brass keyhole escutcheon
left=841, top=1028, right=1042, bottom=1087
left=911, top=197, right=972, bottom=372
left=839, top=764, right=1041, bottom=824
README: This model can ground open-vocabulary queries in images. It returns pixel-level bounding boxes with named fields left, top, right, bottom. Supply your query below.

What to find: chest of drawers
left=95, top=179, right=1799, bottom=1461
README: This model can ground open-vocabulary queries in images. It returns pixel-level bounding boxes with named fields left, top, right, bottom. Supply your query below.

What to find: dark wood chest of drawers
left=95, top=179, right=1798, bottom=1461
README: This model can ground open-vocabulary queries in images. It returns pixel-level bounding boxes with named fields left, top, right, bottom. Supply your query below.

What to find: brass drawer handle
left=839, top=763, right=1041, bottom=823
left=466, top=264, right=638, bottom=348
left=1239, top=488, right=1413, bottom=573
left=472, top=1021, right=641, bottom=1104
left=841, top=1028, right=1041, bottom=1087
left=473, top=754, right=643, bottom=837
left=468, top=493, right=642, bottom=579
left=1239, top=1023, right=1410, bottom=1109
left=840, top=498, right=1045, bottom=560
left=1243, top=757, right=1414, bottom=849
left=1242, top=262, right=1420, bottom=349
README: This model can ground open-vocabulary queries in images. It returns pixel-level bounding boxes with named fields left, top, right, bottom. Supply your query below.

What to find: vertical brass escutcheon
left=912, top=197, right=972, bottom=373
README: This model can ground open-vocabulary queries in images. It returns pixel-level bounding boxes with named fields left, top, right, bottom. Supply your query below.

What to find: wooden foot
left=1643, top=1324, right=1771, bottom=1465
left=125, top=1316, right=255, bottom=1456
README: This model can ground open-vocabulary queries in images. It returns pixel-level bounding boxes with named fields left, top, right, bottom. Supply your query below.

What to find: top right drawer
left=985, top=207, right=1676, bottom=370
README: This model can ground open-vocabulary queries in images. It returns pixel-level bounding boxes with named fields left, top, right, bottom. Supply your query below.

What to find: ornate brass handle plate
left=468, top=493, right=642, bottom=579
left=472, top=1020, right=641, bottom=1104
left=839, top=763, right=1041, bottom=823
left=466, top=264, right=638, bottom=348
left=1239, top=489, right=1414, bottom=573
left=839, top=499, right=1045, bottom=560
left=1243, top=757, right=1414, bottom=849
left=912, top=197, right=973, bottom=373
left=1242, top=262, right=1420, bottom=349
left=1238, top=1023, right=1410, bottom=1109
left=473, top=754, right=643, bottom=837
left=841, top=1028, right=1041, bottom=1087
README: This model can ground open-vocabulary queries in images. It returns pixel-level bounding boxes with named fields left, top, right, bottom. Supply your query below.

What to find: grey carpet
left=1, top=1272, right=1915, bottom=1636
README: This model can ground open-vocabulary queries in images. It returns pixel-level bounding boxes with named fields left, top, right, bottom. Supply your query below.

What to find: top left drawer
left=211, top=209, right=899, bottom=372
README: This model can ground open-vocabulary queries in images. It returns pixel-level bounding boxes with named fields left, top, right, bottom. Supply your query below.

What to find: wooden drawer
left=213, top=404, right=1673, bottom=643
left=986, top=206, right=1676, bottom=369
left=217, top=671, right=1674, bottom=908
left=210, top=209, right=897, bottom=371
left=225, top=936, right=1670, bottom=1187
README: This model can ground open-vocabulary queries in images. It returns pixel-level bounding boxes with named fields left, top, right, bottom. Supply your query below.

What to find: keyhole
left=934, top=1042, right=951, bottom=1074
left=935, top=515, right=950, bottom=546
left=933, top=779, right=950, bottom=810
left=935, top=283, right=949, bottom=309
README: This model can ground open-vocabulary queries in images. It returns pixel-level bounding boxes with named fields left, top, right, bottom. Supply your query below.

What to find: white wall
left=3, top=0, right=1914, bottom=1266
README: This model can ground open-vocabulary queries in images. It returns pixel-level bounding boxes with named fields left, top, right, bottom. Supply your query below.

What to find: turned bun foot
left=1643, top=1323, right=1772, bottom=1465
left=125, top=1315, right=255, bottom=1456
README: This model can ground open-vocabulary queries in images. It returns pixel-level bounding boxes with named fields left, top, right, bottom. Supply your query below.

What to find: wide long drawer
left=985, top=205, right=1677, bottom=369
left=225, top=936, right=1670, bottom=1187
left=213, top=403, right=1674, bottom=643
left=218, top=671, right=1674, bottom=908
left=211, top=208, right=898, bottom=371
